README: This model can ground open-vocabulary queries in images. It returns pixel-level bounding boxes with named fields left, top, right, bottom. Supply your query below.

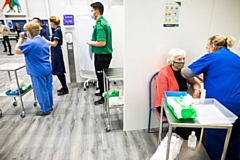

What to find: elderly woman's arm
left=186, top=77, right=201, bottom=98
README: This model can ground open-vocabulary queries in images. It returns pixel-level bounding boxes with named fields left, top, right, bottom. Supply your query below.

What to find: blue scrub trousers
left=205, top=117, right=240, bottom=160
left=31, top=73, right=53, bottom=113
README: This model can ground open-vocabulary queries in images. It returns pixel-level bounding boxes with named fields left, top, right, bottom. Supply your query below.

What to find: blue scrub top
left=19, top=35, right=52, bottom=76
left=188, top=47, right=240, bottom=116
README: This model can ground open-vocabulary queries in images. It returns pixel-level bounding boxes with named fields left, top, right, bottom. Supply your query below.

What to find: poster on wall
left=163, top=2, right=181, bottom=27
left=0, top=0, right=27, bottom=14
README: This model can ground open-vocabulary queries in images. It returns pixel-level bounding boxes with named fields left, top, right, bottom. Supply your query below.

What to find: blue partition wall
left=11, top=19, right=49, bottom=32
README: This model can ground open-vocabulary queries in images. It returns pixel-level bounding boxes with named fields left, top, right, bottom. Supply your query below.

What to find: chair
left=80, top=70, right=99, bottom=91
left=148, top=71, right=168, bottom=133
left=80, top=70, right=119, bottom=91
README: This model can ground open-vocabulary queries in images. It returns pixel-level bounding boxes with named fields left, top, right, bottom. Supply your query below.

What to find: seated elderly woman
left=155, top=48, right=201, bottom=139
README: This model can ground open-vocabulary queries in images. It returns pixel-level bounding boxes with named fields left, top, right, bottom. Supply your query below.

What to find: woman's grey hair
left=167, top=48, right=186, bottom=64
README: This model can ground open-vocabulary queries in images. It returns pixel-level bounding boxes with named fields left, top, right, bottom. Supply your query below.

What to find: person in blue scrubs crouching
left=15, top=21, right=53, bottom=116
left=182, top=34, right=240, bottom=160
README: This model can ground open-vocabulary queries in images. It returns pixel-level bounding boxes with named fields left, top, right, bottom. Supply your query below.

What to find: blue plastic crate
left=5, top=90, right=21, bottom=95
left=165, top=91, right=187, bottom=97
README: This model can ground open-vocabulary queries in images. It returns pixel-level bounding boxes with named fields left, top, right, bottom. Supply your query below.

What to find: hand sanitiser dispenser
left=65, top=32, right=76, bottom=83
left=65, top=32, right=73, bottom=43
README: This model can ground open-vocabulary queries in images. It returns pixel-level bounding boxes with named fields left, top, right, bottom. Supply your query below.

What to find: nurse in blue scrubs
left=15, top=21, right=53, bottom=116
left=46, top=16, right=69, bottom=96
left=182, top=35, right=240, bottom=160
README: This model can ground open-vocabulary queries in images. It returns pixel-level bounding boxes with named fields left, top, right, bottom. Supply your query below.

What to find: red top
left=155, top=65, right=179, bottom=107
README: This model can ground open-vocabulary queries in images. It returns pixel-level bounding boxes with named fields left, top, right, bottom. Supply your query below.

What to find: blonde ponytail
left=226, top=36, right=235, bottom=48
left=208, top=34, right=235, bottom=50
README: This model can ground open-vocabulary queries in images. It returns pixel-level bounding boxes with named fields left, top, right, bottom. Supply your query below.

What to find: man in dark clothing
left=32, top=17, right=50, bottom=40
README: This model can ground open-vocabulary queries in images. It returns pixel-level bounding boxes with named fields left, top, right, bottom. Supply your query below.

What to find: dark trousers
left=94, top=54, right=112, bottom=96
left=2, top=36, right=11, bottom=52
left=16, top=31, right=21, bottom=42
left=57, top=74, right=68, bottom=91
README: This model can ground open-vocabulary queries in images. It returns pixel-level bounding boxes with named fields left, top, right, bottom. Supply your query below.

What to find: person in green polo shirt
left=87, top=2, right=113, bottom=105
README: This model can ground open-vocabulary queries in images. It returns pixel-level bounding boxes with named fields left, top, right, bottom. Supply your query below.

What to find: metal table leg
left=158, top=105, right=164, bottom=145
left=165, top=125, right=173, bottom=160
left=105, top=78, right=111, bottom=132
left=220, top=127, right=232, bottom=160
left=7, top=71, right=17, bottom=106
left=199, top=127, right=204, bottom=143
left=103, top=71, right=108, bottom=114
left=32, top=87, right=37, bottom=107
left=14, top=71, right=25, bottom=118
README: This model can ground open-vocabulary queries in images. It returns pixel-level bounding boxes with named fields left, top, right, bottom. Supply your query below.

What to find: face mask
left=172, top=61, right=185, bottom=69
left=91, top=12, right=95, bottom=19
left=25, top=33, right=31, bottom=39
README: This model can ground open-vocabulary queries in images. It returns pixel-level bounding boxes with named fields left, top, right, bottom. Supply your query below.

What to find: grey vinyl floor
left=0, top=40, right=159, bottom=160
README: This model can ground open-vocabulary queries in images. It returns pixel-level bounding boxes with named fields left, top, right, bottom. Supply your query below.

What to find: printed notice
left=163, top=2, right=181, bottom=27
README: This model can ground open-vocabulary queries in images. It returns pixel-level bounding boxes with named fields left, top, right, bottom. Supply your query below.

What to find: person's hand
left=41, top=36, right=47, bottom=41
left=196, top=73, right=204, bottom=82
left=19, top=32, right=25, bottom=39
left=87, top=39, right=92, bottom=45
left=192, top=89, right=200, bottom=98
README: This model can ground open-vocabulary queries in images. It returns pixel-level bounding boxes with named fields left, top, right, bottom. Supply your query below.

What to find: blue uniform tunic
left=40, top=28, right=50, bottom=40
left=51, top=26, right=66, bottom=75
left=188, top=47, right=240, bottom=160
left=19, top=35, right=53, bottom=113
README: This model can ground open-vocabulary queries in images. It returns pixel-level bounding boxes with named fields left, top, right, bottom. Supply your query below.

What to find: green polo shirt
left=91, top=16, right=113, bottom=54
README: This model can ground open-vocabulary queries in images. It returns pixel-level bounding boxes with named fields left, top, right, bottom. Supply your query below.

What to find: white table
left=103, top=67, right=123, bottom=132
left=159, top=98, right=234, bottom=160
left=0, top=63, right=37, bottom=118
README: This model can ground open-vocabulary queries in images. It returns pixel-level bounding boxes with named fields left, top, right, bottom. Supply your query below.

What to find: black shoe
left=3, top=50, right=7, bottom=52
left=36, top=111, right=51, bottom=116
left=57, top=89, right=69, bottom=96
left=7, top=53, right=14, bottom=56
left=94, top=92, right=102, bottom=96
left=57, top=88, right=63, bottom=93
left=94, top=98, right=104, bottom=105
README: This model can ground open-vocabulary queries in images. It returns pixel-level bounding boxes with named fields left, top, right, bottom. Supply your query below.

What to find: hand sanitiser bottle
left=200, top=89, right=206, bottom=103
left=188, top=131, right=197, bottom=150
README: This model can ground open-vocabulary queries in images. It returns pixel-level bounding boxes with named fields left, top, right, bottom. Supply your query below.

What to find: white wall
left=124, top=0, right=240, bottom=131
left=26, top=0, right=48, bottom=18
